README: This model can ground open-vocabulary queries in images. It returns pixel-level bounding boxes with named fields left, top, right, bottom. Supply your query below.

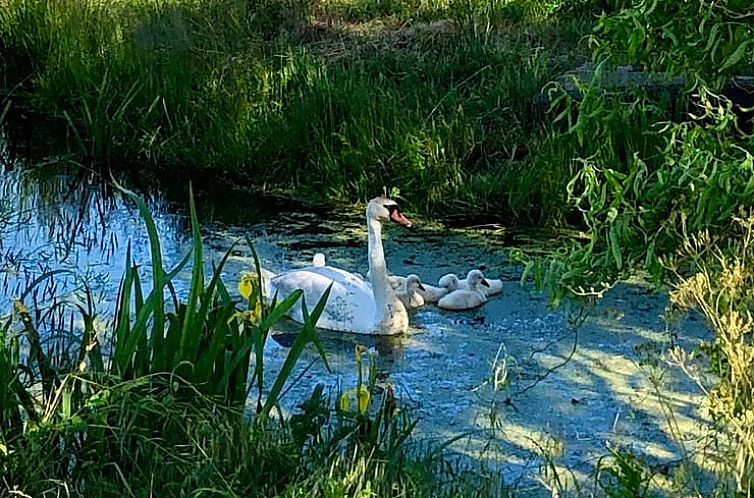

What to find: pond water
left=0, top=129, right=713, bottom=495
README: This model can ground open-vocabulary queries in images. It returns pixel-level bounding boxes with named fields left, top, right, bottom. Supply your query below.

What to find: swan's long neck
left=368, top=218, right=391, bottom=316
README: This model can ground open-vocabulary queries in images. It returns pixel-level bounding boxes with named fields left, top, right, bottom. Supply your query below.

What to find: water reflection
left=272, top=328, right=406, bottom=366
left=1, top=170, right=183, bottom=305
left=0, top=122, right=714, bottom=488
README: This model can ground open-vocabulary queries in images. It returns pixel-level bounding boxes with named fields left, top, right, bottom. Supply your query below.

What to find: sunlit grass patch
left=0, top=0, right=592, bottom=222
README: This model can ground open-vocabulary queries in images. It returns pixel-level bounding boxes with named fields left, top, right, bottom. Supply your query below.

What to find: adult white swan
left=267, top=197, right=413, bottom=335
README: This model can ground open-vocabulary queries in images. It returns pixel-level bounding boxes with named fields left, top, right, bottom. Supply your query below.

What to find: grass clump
left=0, top=189, right=505, bottom=497
left=2, top=374, right=503, bottom=497
left=669, top=215, right=754, bottom=495
left=1, top=377, right=299, bottom=497
left=0, top=0, right=593, bottom=222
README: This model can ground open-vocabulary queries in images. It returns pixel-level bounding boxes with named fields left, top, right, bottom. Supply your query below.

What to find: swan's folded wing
left=270, top=267, right=376, bottom=333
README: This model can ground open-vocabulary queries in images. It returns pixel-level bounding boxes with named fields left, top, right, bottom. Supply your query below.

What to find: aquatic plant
left=0, top=185, right=327, bottom=483
left=110, top=185, right=331, bottom=408
left=0, top=0, right=591, bottom=221
left=0, top=183, right=507, bottom=497
left=669, top=214, right=754, bottom=495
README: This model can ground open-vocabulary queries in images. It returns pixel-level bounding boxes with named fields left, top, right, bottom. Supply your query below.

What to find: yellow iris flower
left=339, top=385, right=371, bottom=413
left=234, top=271, right=264, bottom=325
left=238, top=271, right=255, bottom=300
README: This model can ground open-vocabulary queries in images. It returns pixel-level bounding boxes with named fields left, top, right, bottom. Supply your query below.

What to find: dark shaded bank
left=0, top=0, right=598, bottom=225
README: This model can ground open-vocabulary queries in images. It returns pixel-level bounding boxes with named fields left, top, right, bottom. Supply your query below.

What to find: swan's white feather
left=438, top=273, right=502, bottom=297
left=389, top=275, right=447, bottom=302
left=262, top=196, right=410, bottom=335
left=437, top=288, right=486, bottom=310
left=437, top=270, right=489, bottom=310
left=269, top=265, right=380, bottom=334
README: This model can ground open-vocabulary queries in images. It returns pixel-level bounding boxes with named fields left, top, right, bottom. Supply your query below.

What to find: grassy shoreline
left=0, top=187, right=507, bottom=497
left=0, top=0, right=594, bottom=223
left=3, top=0, right=754, bottom=495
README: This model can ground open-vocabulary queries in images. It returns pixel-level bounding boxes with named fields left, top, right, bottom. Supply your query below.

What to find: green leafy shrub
left=594, top=0, right=754, bottom=86
left=528, top=0, right=754, bottom=300
left=597, top=445, right=658, bottom=498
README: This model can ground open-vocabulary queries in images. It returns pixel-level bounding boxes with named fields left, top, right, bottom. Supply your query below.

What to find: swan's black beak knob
left=418, top=283, right=426, bottom=291
left=481, top=279, right=491, bottom=288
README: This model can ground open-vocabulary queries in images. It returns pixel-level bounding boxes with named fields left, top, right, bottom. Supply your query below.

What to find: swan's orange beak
left=481, top=278, right=491, bottom=288
left=390, top=209, right=412, bottom=227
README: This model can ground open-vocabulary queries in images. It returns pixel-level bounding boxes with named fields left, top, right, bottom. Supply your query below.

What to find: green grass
left=0, top=0, right=594, bottom=222
left=0, top=189, right=506, bottom=497
left=1, top=375, right=505, bottom=497
left=3, top=0, right=754, bottom=495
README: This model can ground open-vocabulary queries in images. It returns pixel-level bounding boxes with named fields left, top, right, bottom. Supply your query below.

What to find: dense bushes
left=525, top=0, right=754, bottom=299
left=526, top=0, right=754, bottom=493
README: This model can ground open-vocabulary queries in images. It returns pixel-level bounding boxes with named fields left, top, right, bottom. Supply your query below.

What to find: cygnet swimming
left=438, top=270, right=502, bottom=297
left=394, top=274, right=426, bottom=309
left=437, top=269, right=490, bottom=310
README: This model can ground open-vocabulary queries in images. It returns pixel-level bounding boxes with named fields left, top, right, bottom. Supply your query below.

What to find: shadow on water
left=0, top=118, right=716, bottom=494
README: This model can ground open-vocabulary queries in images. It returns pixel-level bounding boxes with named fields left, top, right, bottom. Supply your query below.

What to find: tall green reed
left=0, top=182, right=331, bottom=464
left=110, top=183, right=331, bottom=409
left=0, top=185, right=337, bottom=496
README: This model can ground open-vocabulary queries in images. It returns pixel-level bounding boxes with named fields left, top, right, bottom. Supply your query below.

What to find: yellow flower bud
left=356, top=385, right=370, bottom=413
left=339, top=391, right=351, bottom=412
left=251, top=301, right=263, bottom=323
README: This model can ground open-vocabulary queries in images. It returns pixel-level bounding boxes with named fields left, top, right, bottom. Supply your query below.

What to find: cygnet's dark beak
left=481, top=278, right=490, bottom=288
left=418, top=283, right=426, bottom=291
left=387, top=205, right=412, bottom=227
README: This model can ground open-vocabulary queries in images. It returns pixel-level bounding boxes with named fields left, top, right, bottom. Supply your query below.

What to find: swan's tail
left=312, top=253, right=326, bottom=267
left=260, top=267, right=277, bottom=299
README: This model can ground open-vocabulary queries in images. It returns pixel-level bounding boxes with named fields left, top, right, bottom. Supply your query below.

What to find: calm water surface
left=0, top=127, right=712, bottom=492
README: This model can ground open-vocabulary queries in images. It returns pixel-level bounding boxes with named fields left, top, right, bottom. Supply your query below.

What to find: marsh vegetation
left=2, top=0, right=754, bottom=496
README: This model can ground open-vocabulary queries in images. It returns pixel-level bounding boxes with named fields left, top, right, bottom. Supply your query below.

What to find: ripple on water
left=0, top=162, right=714, bottom=493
